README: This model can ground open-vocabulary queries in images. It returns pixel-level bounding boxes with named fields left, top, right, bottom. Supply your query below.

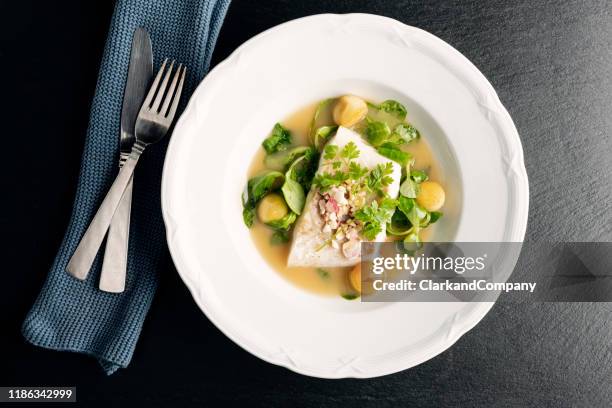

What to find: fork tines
left=141, top=58, right=186, bottom=122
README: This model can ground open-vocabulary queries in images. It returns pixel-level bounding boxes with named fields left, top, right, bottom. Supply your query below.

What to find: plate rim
left=161, top=13, right=530, bottom=378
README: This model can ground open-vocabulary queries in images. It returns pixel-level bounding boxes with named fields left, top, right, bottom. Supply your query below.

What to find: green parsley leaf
left=367, top=162, right=394, bottom=195
left=340, top=141, right=360, bottom=160
left=312, top=171, right=349, bottom=190
left=355, top=198, right=397, bottom=240
left=323, top=144, right=339, bottom=160
left=341, top=293, right=359, bottom=300
left=348, top=161, right=368, bottom=180
left=262, top=123, right=291, bottom=154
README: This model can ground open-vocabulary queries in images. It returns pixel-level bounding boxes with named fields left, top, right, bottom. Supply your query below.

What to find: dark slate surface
left=2, top=0, right=611, bottom=406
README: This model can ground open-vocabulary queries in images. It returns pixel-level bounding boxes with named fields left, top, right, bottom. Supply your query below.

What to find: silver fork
left=67, top=59, right=186, bottom=280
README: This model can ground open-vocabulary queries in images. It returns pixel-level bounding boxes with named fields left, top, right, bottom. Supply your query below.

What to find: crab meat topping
left=316, top=184, right=368, bottom=259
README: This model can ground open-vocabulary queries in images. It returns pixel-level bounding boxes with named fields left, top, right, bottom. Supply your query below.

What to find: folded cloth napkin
left=22, top=0, right=231, bottom=374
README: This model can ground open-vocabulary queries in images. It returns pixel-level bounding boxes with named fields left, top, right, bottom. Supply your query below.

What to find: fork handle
left=99, top=157, right=133, bottom=293
left=66, top=143, right=145, bottom=280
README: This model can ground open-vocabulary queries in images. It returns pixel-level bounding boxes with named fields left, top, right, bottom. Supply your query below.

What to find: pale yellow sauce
left=248, top=100, right=444, bottom=296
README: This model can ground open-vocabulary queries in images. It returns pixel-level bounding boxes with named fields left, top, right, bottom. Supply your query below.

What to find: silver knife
left=99, top=27, right=153, bottom=292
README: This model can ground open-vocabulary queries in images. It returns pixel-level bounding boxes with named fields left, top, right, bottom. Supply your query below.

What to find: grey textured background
left=2, top=0, right=612, bottom=406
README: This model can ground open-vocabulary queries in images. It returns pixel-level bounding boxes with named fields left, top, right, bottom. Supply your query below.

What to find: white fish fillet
left=287, top=127, right=401, bottom=268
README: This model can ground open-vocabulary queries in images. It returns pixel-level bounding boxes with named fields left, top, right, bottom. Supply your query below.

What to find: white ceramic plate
left=161, top=14, right=529, bottom=378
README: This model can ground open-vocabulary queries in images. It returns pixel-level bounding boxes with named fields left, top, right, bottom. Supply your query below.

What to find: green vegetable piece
left=262, top=123, right=291, bottom=154
left=387, top=209, right=412, bottom=236
left=400, top=178, right=419, bottom=198
left=341, top=293, right=359, bottom=300
left=397, top=196, right=426, bottom=233
left=309, top=98, right=335, bottom=142
left=290, top=148, right=319, bottom=190
left=281, top=158, right=306, bottom=215
left=429, top=211, right=443, bottom=224
left=242, top=207, right=255, bottom=228
left=378, top=100, right=407, bottom=120
left=410, top=169, right=428, bottom=183
left=394, top=123, right=420, bottom=143
left=377, top=143, right=411, bottom=167
left=365, top=120, right=391, bottom=146
left=314, top=125, right=338, bottom=150
left=264, top=146, right=314, bottom=171
left=247, top=171, right=285, bottom=204
left=316, top=268, right=330, bottom=280
left=242, top=170, right=285, bottom=228
left=266, top=211, right=297, bottom=230
left=270, top=230, right=290, bottom=245
left=282, top=178, right=305, bottom=215
left=403, top=231, right=422, bottom=252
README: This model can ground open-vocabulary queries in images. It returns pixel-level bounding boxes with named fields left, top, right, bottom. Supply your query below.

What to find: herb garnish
left=262, top=123, right=291, bottom=154
left=354, top=197, right=397, bottom=240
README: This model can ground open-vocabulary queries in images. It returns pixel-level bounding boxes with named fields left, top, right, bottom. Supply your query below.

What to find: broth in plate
left=244, top=96, right=446, bottom=298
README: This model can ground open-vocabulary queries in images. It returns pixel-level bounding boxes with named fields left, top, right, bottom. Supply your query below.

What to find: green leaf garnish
left=378, top=100, right=407, bottom=120
left=429, top=211, right=443, bottom=224
left=266, top=212, right=297, bottom=230
left=367, top=162, right=394, bottom=195
left=262, top=123, right=291, bottom=154
left=355, top=197, right=397, bottom=240
left=242, top=207, right=255, bottom=228
left=340, top=141, right=360, bottom=160
left=399, top=178, right=419, bottom=198
left=309, top=98, right=335, bottom=142
left=394, top=123, right=420, bottom=143
left=403, top=231, right=422, bottom=252
left=377, top=143, right=411, bottom=167
left=270, top=230, right=290, bottom=245
left=313, top=125, right=338, bottom=150
left=410, top=169, right=428, bottom=183
left=264, top=146, right=315, bottom=171
left=387, top=209, right=413, bottom=236
left=365, top=120, right=391, bottom=147
left=282, top=158, right=306, bottom=215
left=242, top=171, right=285, bottom=227
left=312, top=171, right=349, bottom=190
left=323, top=144, right=339, bottom=160
left=341, top=293, right=359, bottom=300
left=348, top=162, right=368, bottom=180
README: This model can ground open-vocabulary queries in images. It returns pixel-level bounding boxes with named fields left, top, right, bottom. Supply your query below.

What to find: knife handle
left=99, top=173, right=133, bottom=293
left=66, top=145, right=143, bottom=280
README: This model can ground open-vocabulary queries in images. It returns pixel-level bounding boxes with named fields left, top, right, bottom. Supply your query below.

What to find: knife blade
left=120, top=27, right=153, bottom=157
left=98, top=27, right=153, bottom=292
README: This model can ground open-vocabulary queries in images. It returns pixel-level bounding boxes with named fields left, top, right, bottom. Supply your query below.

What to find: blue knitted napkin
left=22, top=0, right=231, bottom=375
